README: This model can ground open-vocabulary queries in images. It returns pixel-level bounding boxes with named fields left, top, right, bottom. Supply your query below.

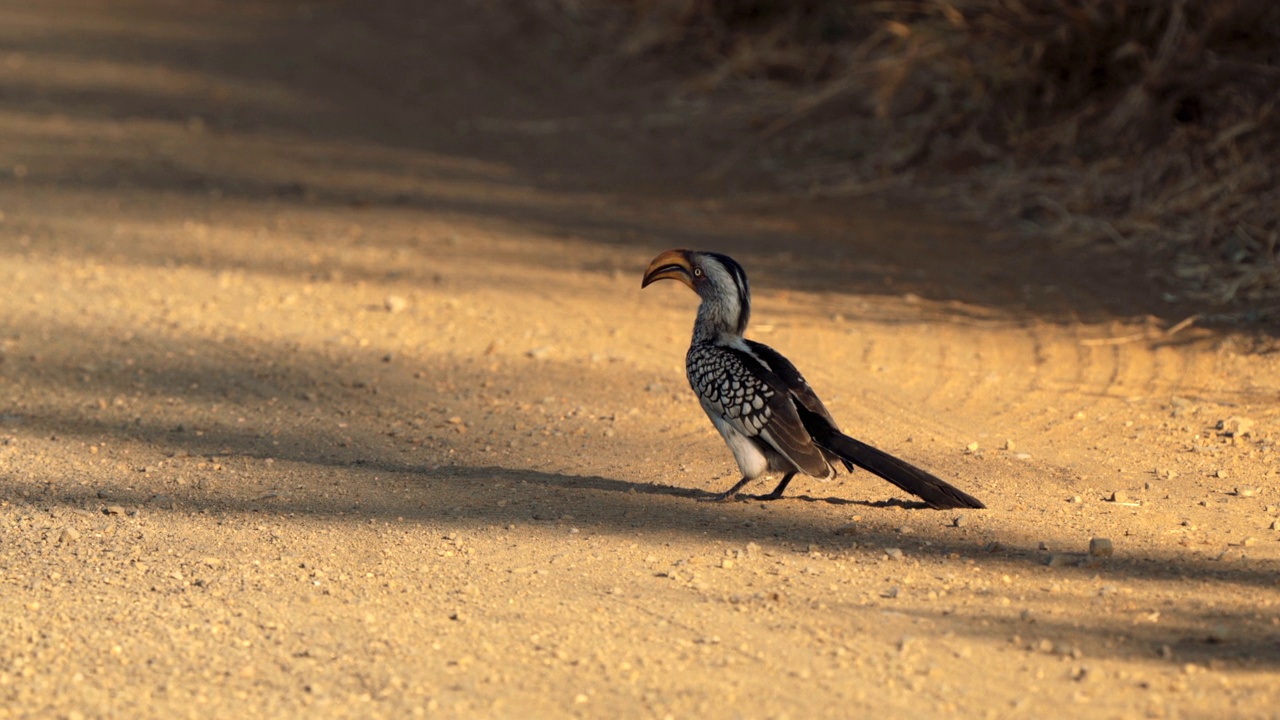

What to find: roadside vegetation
left=544, top=1, right=1280, bottom=312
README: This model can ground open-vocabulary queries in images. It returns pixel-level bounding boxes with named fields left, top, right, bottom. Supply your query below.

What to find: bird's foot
left=744, top=472, right=795, bottom=502
left=698, top=477, right=754, bottom=502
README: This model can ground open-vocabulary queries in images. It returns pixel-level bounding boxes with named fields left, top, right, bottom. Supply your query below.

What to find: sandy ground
left=2, top=1, right=1280, bottom=718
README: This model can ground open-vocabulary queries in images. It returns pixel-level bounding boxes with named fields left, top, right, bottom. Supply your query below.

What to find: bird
left=641, top=249, right=985, bottom=509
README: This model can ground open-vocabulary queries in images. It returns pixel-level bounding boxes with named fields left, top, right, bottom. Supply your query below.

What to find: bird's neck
left=693, top=298, right=748, bottom=345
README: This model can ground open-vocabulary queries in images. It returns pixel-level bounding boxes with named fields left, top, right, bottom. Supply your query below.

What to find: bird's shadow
left=681, top=488, right=931, bottom=509
left=781, top=494, right=933, bottom=509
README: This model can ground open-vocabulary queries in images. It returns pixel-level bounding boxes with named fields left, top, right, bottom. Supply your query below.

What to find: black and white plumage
left=642, top=249, right=985, bottom=510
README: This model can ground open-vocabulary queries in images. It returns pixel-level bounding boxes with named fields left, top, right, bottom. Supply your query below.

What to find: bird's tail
left=798, top=406, right=985, bottom=509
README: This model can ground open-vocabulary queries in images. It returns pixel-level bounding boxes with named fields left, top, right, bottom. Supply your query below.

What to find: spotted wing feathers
left=686, top=344, right=831, bottom=478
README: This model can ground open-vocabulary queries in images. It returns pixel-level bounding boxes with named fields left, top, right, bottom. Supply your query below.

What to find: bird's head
left=642, top=249, right=751, bottom=338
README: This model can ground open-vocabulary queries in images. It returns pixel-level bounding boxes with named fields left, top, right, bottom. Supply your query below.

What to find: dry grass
left=542, top=0, right=1280, bottom=309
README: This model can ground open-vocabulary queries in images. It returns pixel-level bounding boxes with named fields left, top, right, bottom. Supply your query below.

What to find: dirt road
left=1, top=2, right=1279, bottom=718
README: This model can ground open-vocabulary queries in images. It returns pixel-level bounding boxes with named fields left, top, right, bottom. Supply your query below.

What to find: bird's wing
left=743, top=340, right=839, bottom=426
left=744, top=339, right=853, bottom=472
left=687, top=344, right=831, bottom=478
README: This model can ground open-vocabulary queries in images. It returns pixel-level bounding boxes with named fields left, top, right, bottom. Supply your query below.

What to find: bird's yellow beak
left=641, top=249, right=695, bottom=291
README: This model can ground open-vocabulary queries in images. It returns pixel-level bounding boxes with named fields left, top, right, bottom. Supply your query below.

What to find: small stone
left=526, top=347, right=552, bottom=360
left=1068, top=495, right=1083, bottom=504
left=884, top=548, right=905, bottom=561
left=1217, top=417, right=1255, bottom=437
left=1044, top=554, right=1073, bottom=567
left=58, top=527, right=81, bottom=544
left=383, top=295, right=408, bottom=313
left=1233, top=487, right=1255, bottom=498
left=983, top=541, right=1004, bottom=553
left=965, top=442, right=980, bottom=453
left=1270, top=519, right=1280, bottom=531
left=1216, top=469, right=1228, bottom=479
left=1002, top=439, right=1015, bottom=451
left=833, top=522, right=859, bottom=536
left=1109, top=491, right=1128, bottom=503
left=1088, top=538, right=1113, bottom=558
left=952, top=515, right=965, bottom=528
left=103, top=505, right=126, bottom=516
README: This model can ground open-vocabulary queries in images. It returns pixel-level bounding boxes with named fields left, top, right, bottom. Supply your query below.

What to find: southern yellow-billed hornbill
left=642, top=249, right=985, bottom=509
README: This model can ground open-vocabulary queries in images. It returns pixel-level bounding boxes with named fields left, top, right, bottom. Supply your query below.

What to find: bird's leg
left=701, top=476, right=754, bottom=502
left=754, top=472, right=797, bottom=501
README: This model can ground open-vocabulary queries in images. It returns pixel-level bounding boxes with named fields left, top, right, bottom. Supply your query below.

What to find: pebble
left=1108, top=491, right=1128, bottom=503
left=526, top=347, right=552, bottom=360
left=1232, top=487, right=1255, bottom=498
left=884, top=548, right=904, bottom=561
left=1217, top=416, right=1255, bottom=437
left=383, top=295, right=407, bottom=313
left=1088, top=538, right=1113, bottom=558
left=965, top=442, right=980, bottom=453
left=59, top=527, right=81, bottom=544
left=833, top=523, right=859, bottom=536
left=103, top=505, right=126, bottom=516
left=1002, top=439, right=1015, bottom=451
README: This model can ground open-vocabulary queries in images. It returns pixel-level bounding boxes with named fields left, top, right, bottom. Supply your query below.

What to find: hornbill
left=641, top=249, right=985, bottom=509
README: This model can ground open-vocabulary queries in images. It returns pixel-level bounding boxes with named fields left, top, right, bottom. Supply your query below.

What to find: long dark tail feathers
left=809, top=426, right=983, bottom=509
left=827, top=433, right=984, bottom=509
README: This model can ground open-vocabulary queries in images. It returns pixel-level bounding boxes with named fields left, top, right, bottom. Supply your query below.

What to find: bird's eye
left=693, top=267, right=703, bottom=277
